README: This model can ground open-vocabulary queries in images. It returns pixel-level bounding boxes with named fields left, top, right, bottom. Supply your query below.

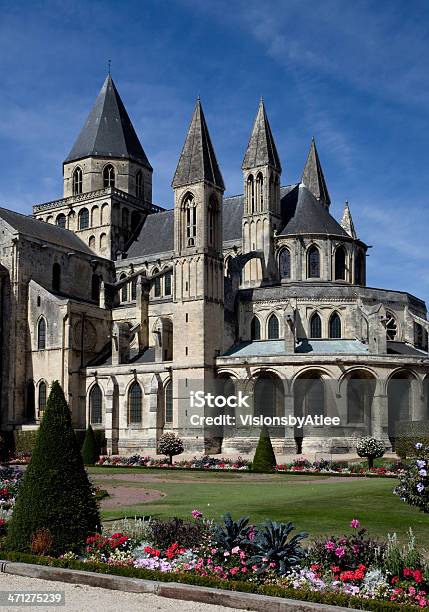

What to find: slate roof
left=126, top=209, right=175, bottom=258
left=0, top=207, right=95, bottom=255
left=65, top=75, right=152, bottom=169
left=387, top=341, right=429, bottom=356
left=172, top=99, right=224, bottom=189
left=301, top=139, right=330, bottom=207
left=222, top=339, right=369, bottom=358
left=242, top=100, right=281, bottom=172
left=279, top=183, right=349, bottom=237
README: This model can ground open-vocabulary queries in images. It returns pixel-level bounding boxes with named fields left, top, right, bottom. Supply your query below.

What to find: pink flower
left=191, top=509, right=202, bottom=519
left=350, top=518, right=360, bottom=529
left=231, top=546, right=240, bottom=554
left=335, top=546, right=345, bottom=558
left=210, top=548, right=217, bottom=554
left=325, top=541, right=335, bottom=551
left=224, top=551, right=230, bottom=557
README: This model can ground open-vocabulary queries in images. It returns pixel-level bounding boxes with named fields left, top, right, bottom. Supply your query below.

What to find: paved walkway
left=0, top=574, right=238, bottom=612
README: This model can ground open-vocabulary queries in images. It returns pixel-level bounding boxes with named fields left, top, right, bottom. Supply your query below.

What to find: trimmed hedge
left=252, top=425, right=277, bottom=473
left=395, top=421, right=429, bottom=459
left=0, top=551, right=423, bottom=612
left=81, top=426, right=98, bottom=466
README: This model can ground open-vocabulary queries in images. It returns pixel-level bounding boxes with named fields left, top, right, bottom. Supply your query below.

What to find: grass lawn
left=89, top=468, right=429, bottom=545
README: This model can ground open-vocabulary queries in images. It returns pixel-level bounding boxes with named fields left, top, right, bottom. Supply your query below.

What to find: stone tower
left=241, top=100, right=282, bottom=285
left=33, top=75, right=161, bottom=259
left=171, top=99, right=225, bottom=450
left=301, top=138, right=331, bottom=210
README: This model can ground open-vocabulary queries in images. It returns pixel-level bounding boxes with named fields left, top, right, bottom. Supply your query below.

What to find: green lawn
left=89, top=468, right=429, bottom=545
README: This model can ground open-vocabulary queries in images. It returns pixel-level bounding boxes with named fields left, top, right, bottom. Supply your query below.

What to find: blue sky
left=0, top=0, right=429, bottom=305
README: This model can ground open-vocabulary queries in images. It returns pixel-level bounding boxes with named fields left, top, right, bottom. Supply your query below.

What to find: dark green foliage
left=5, top=381, right=101, bottom=554
left=252, top=425, right=277, bottom=472
left=0, top=551, right=423, bottom=611
left=249, top=520, right=307, bottom=575
left=81, top=425, right=98, bottom=465
left=14, top=430, right=38, bottom=454
left=395, top=421, right=429, bottom=459
left=149, top=517, right=209, bottom=551
left=213, top=512, right=251, bottom=552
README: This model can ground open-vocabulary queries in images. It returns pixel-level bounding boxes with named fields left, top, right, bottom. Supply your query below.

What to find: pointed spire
left=301, top=138, right=330, bottom=208
left=172, top=99, right=224, bottom=189
left=340, top=200, right=357, bottom=239
left=242, top=100, right=281, bottom=172
left=65, top=75, right=152, bottom=169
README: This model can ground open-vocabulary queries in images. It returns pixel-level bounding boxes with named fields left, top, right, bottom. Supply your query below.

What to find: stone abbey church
left=1, top=75, right=428, bottom=455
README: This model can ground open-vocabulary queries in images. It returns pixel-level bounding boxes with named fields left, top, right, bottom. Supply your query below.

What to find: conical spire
left=301, top=138, right=330, bottom=208
left=172, top=99, right=224, bottom=190
left=65, top=75, right=151, bottom=169
left=340, top=200, right=357, bottom=239
left=242, top=100, right=281, bottom=172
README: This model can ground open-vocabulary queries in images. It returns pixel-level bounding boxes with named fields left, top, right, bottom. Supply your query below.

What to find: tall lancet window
left=307, top=245, right=320, bottom=278
left=183, top=193, right=196, bottom=247
left=73, top=167, right=83, bottom=195
left=256, top=173, right=263, bottom=211
left=247, top=174, right=255, bottom=213
left=103, top=164, right=115, bottom=188
left=136, top=171, right=144, bottom=199
left=208, top=194, right=218, bottom=247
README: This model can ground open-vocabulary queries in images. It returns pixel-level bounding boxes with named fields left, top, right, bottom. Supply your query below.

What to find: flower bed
left=94, top=454, right=405, bottom=478
left=0, top=467, right=22, bottom=525
left=3, top=514, right=427, bottom=609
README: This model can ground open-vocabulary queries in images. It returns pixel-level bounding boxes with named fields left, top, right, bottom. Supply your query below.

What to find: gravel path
left=0, top=574, right=238, bottom=612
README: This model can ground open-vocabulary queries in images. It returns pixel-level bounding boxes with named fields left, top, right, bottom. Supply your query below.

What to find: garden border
left=0, top=559, right=365, bottom=612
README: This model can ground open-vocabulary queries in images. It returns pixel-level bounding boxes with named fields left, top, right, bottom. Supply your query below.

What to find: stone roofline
left=33, top=187, right=165, bottom=214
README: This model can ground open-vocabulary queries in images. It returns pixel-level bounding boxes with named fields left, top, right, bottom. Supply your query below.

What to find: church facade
left=1, top=75, right=428, bottom=455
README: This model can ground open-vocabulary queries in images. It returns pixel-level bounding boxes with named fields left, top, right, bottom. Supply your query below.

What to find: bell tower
left=241, top=99, right=282, bottom=285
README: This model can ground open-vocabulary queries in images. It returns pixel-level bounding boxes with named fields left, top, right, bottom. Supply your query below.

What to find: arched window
left=89, top=235, right=96, bottom=249
left=91, top=274, right=101, bottom=302
left=136, top=171, right=144, bottom=199
left=78, top=208, right=89, bottom=230
left=56, top=214, right=66, bottom=229
left=165, top=381, right=173, bottom=424
left=119, top=273, right=127, bottom=302
left=267, top=313, right=280, bottom=339
left=152, top=269, right=161, bottom=297
left=52, top=263, right=61, bottom=292
left=415, top=323, right=428, bottom=351
left=307, top=245, right=320, bottom=278
left=334, top=246, right=346, bottom=281
left=256, top=173, right=263, bottom=210
left=329, top=312, right=342, bottom=338
left=103, top=164, right=115, bottom=188
left=386, top=313, right=397, bottom=341
left=279, top=249, right=291, bottom=279
left=73, top=166, right=83, bottom=195
left=100, top=233, right=107, bottom=251
left=131, top=277, right=137, bottom=301
left=37, top=317, right=46, bottom=350
left=183, top=193, right=196, bottom=247
left=164, top=271, right=172, bottom=296
left=208, top=195, right=217, bottom=247
left=251, top=316, right=261, bottom=340
left=247, top=174, right=255, bottom=213
left=310, top=313, right=322, bottom=338
left=89, top=384, right=102, bottom=425
left=38, top=381, right=47, bottom=416
left=128, top=382, right=142, bottom=424
left=354, top=250, right=364, bottom=285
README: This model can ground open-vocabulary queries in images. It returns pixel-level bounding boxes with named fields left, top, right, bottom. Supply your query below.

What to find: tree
left=356, top=436, right=385, bottom=469
left=252, top=425, right=277, bottom=472
left=5, top=381, right=100, bottom=554
left=81, top=425, right=98, bottom=466
left=158, top=432, right=184, bottom=465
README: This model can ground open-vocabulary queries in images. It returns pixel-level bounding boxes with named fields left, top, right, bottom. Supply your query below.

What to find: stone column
left=284, top=392, right=296, bottom=453
left=372, top=393, right=390, bottom=445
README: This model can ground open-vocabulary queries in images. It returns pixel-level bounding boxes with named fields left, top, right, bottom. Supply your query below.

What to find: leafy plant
left=252, top=425, right=277, bottom=473
left=149, top=517, right=209, bottom=551
left=249, top=520, right=307, bottom=575
left=356, top=437, right=385, bottom=469
left=81, top=425, right=98, bottom=465
left=158, top=433, right=184, bottom=465
left=394, top=443, right=429, bottom=513
left=213, top=512, right=251, bottom=552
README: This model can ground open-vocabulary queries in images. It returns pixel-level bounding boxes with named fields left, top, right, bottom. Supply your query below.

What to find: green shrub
left=5, top=381, right=101, bottom=554
left=14, top=430, right=38, bottom=454
left=81, top=425, right=98, bottom=465
left=75, top=428, right=106, bottom=456
left=252, top=425, right=277, bottom=472
left=395, top=421, right=429, bottom=459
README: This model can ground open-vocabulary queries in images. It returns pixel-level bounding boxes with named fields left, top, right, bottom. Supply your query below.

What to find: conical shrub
left=81, top=425, right=98, bottom=466
left=5, top=381, right=100, bottom=554
left=252, top=425, right=277, bottom=472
